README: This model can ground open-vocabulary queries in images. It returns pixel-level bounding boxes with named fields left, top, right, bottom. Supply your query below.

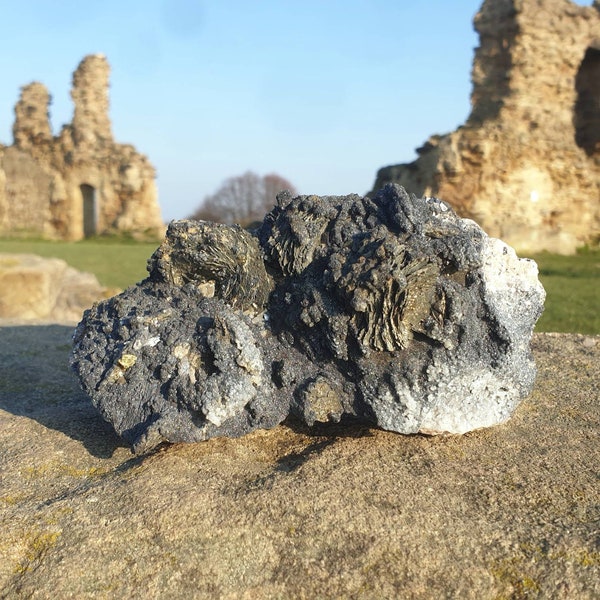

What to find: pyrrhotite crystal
left=71, top=185, right=545, bottom=452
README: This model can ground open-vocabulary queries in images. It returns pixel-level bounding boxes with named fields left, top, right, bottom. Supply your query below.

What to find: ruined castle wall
left=372, top=0, right=600, bottom=254
left=0, top=147, right=54, bottom=237
left=0, top=54, right=163, bottom=241
left=52, top=146, right=162, bottom=240
left=0, top=148, right=7, bottom=231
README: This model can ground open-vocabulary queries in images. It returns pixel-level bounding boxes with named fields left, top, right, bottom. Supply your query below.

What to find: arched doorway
left=574, top=46, right=600, bottom=156
left=80, top=184, right=97, bottom=237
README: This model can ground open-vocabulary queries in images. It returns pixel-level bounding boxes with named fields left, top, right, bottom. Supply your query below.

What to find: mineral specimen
left=71, top=185, right=545, bottom=452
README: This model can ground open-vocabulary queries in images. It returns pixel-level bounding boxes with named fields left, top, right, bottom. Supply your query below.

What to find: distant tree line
left=189, top=171, right=297, bottom=226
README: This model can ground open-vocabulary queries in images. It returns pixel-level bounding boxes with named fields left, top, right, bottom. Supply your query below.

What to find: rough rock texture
left=12, top=82, right=53, bottom=151
left=372, top=0, right=600, bottom=254
left=0, top=54, right=163, bottom=241
left=71, top=186, right=545, bottom=451
left=70, top=54, right=112, bottom=148
left=2, top=326, right=599, bottom=598
left=0, top=253, right=113, bottom=323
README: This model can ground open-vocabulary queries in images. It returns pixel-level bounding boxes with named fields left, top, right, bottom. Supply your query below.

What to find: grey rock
left=71, top=284, right=288, bottom=453
left=71, top=184, right=545, bottom=451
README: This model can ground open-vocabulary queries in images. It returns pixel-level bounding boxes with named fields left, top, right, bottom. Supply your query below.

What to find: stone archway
left=80, top=184, right=97, bottom=237
left=574, top=45, right=600, bottom=157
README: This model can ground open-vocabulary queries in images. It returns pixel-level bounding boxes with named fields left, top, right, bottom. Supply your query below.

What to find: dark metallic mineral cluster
left=71, top=185, right=545, bottom=452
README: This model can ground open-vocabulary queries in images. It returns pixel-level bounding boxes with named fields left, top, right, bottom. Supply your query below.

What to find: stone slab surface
left=0, top=254, right=112, bottom=323
left=0, top=326, right=598, bottom=599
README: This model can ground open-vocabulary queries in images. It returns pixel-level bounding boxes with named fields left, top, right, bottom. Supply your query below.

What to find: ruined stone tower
left=12, top=82, right=53, bottom=151
left=71, top=54, right=112, bottom=148
left=372, top=0, right=600, bottom=254
left=0, top=54, right=164, bottom=240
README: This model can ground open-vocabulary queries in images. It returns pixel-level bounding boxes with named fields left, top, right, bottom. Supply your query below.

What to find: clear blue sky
left=0, top=1, right=499, bottom=221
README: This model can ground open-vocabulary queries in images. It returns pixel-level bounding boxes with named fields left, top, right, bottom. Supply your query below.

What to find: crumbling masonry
left=0, top=54, right=163, bottom=240
left=372, top=0, right=600, bottom=254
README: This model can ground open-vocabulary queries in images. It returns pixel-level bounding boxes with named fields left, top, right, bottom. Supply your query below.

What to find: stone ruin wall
left=0, top=54, right=164, bottom=241
left=372, top=0, right=600, bottom=254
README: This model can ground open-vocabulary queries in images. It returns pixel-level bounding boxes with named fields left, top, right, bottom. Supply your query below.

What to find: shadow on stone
left=275, top=419, right=377, bottom=472
left=274, top=438, right=337, bottom=474
left=281, top=417, right=376, bottom=442
left=0, top=324, right=126, bottom=459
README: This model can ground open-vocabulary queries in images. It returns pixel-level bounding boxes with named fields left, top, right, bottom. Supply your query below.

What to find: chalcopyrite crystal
left=71, top=185, right=546, bottom=452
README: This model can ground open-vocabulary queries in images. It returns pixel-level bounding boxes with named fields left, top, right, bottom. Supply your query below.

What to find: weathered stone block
left=0, top=255, right=64, bottom=319
left=0, top=253, right=110, bottom=322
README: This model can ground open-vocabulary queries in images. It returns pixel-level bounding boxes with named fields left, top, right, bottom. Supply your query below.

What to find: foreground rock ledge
left=1, top=330, right=598, bottom=598
left=71, top=185, right=545, bottom=451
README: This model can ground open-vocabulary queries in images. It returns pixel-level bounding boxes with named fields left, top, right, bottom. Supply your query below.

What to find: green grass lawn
left=527, top=248, right=599, bottom=335
left=1, top=238, right=598, bottom=334
left=0, top=238, right=159, bottom=290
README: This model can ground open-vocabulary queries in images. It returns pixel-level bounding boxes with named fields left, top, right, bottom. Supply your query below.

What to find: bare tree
left=263, top=173, right=296, bottom=209
left=190, top=171, right=297, bottom=225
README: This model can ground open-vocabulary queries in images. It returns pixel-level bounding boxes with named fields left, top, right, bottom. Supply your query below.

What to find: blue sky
left=0, top=1, right=513, bottom=221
